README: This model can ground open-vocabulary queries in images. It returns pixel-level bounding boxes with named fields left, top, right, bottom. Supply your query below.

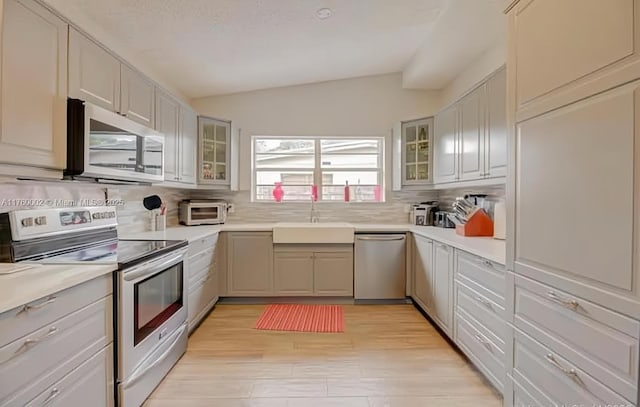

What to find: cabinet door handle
left=42, top=388, right=60, bottom=406
left=18, top=296, right=57, bottom=315
left=547, top=291, right=579, bottom=311
left=475, top=258, right=494, bottom=269
left=545, top=354, right=585, bottom=388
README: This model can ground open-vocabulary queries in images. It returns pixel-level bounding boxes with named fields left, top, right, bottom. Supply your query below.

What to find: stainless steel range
left=0, top=206, right=188, bottom=407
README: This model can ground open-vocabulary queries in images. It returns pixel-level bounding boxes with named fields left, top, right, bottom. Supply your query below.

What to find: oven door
left=83, top=102, right=164, bottom=183
left=118, top=248, right=188, bottom=381
left=188, top=204, right=226, bottom=225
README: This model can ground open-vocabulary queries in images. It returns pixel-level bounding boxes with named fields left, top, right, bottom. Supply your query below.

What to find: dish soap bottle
left=344, top=181, right=350, bottom=202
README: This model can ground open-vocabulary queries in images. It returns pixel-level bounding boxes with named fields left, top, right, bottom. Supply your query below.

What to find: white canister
left=493, top=201, right=506, bottom=240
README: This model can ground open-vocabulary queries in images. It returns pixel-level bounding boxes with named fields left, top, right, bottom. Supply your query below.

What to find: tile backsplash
left=191, top=190, right=440, bottom=224
left=0, top=178, right=505, bottom=234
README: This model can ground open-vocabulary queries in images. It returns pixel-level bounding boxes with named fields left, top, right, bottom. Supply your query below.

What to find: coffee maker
left=411, top=201, right=439, bottom=226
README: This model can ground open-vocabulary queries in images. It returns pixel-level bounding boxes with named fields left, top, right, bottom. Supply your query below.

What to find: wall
left=439, top=39, right=506, bottom=108
left=191, top=73, right=441, bottom=221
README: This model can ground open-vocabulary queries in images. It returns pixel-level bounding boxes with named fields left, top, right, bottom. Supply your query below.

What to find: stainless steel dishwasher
left=354, top=234, right=406, bottom=299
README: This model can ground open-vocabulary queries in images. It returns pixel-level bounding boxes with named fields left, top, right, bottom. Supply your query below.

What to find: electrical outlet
left=227, top=204, right=235, bottom=213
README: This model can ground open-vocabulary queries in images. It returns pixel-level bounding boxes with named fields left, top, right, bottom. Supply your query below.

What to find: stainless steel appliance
left=354, top=234, right=406, bottom=300
left=179, top=200, right=227, bottom=225
left=66, top=98, right=165, bottom=184
left=411, top=201, right=438, bottom=226
left=434, top=211, right=455, bottom=228
left=0, top=207, right=188, bottom=407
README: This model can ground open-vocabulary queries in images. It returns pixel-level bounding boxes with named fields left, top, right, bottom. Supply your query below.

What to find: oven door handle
left=122, top=323, right=187, bottom=389
left=123, top=249, right=187, bottom=282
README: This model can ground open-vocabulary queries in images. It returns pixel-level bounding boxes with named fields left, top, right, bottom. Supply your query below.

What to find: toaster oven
left=179, top=200, right=227, bottom=225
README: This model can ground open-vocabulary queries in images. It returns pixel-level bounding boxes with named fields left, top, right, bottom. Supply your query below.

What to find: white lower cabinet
left=412, top=235, right=433, bottom=312
left=227, top=232, right=274, bottom=296
left=432, top=242, right=453, bottom=335
left=26, top=344, right=114, bottom=407
left=0, top=274, right=114, bottom=406
left=272, top=246, right=354, bottom=297
left=187, top=233, right=219, bottom=332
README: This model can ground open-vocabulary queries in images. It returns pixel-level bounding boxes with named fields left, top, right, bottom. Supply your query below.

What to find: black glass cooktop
left=41, top=239, right=187, bottom=268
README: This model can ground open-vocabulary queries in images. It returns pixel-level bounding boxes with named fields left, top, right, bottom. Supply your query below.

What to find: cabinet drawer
left=25, top=344, right=113, bottom=407
left=188, top=249, right=215, bottom=282
left=455, top=312, right=504, bottom=393
left=513, top=328, right=633, bottom=406
left=188, top=271, right=217, bottom=330
left=515, top=275, right=638, bottom=402
left=0, top=274, right=111, bottom=347
left=0, top=296, right=112, bottom=403
left=188, top=233, right=219, bottom=257
left=456, top=281, right=505, bottom=351
left=456, top=251, right=505, bottom=307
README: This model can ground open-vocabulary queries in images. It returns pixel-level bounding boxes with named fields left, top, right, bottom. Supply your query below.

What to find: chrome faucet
left=310, top=198, right=320, bottom=223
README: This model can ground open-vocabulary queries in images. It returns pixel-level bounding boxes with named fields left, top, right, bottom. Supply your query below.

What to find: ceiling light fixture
left=316, top=8, right=332, bottom=20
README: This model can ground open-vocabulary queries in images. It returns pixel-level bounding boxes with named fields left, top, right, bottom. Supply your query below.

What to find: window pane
left=320, top=139, right=380, bottom=154
left=256, top=185, right=312, bottom=201
left=322, top=171, right=379, bottom=185
left=255, top=139, right=314, bottom=154
left=322, top=185, right=379, bottom=202
left=256, top=171, right=314, bottom=185
left=417, top=142, right=429, bottom=162
left=255, top=153, right=315, bottom=169
left=321, top=154, right=378, bottom=169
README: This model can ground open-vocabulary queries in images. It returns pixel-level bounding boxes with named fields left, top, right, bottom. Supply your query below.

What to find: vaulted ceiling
left=44, top=0, right=506, bottom=98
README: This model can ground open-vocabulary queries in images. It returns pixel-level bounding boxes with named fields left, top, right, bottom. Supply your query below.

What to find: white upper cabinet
left=199, top=116, right=231, bottom=185
left=485, top=67, right=507, bottom=178
left=402, top=117, right=434, bottom=186
left=0, top=0, right=68, bottom=173
left=69, top=28, right=157, bottom=128
left=433, top=105, right=459, bottom=183
left=155, top=90, right=180, bottom=182
left=433, top=68, right=506, bottom=185
left=459, top=85, right=485, bottom=180
left=512, top=0, right=638, bottom=118
left=120, top=64, right=155, bottom=127
left=179, top=105, right=198, bottom=185
left=69, top=27, right=120, bottom=113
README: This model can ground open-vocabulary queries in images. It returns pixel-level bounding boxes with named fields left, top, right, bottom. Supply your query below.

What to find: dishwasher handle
left=356, top=235, right=406, bottom=241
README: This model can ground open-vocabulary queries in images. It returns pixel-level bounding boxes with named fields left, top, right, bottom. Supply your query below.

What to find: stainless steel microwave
left=179, top=200, right=227, bottom=225
left=65, top=98, right=165, bottom=184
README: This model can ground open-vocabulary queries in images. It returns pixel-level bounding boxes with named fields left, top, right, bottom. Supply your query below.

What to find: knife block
left=456, top=209, right=494, bottom=237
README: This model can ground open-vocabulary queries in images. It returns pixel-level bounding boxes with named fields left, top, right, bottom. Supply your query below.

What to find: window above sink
left=252, top=136, right=384, bottom=203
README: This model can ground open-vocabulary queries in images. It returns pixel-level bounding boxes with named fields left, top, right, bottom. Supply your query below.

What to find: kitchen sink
left=272, top=222, right=355, bottom=244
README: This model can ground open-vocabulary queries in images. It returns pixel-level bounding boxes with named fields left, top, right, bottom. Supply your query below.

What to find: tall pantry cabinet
left=504, top=0, right=640, bottom=406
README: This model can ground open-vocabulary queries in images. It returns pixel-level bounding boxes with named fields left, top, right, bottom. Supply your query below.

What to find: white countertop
left=0, top=263, right=117, bottom=315
left=122, top=223, right=505, bottom=265
left=409, top=226, right=505, bottom=265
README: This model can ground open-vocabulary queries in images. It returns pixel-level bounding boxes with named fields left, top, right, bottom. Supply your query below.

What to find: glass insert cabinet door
left=402, top=117, right=433, bottom=185
left=198, top=116, right=231, bottom=184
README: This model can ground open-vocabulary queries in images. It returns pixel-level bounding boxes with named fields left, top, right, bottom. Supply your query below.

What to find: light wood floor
left=144, top=304, right=502, bottom=407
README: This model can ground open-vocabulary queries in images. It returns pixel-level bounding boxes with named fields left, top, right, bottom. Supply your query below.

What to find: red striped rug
left=254, top=304, right=344, bottom=333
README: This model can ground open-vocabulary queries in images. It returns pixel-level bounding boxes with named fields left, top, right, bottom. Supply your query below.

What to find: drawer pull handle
left=474, top=296, right=493, bottom=310
left=547, top=291, right=579, bottom=310
left=473, top=334, right=493, bottom=352
left=42, top=388, right=59, bottom=405
left=1, top=327, right=59, bottom=365
left=18, top=296, right=57, bottom=315
left=545, top=354, right=585, bottom=388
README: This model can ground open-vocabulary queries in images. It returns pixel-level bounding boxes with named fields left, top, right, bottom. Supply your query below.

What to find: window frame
left=252, top=135, right=385, bottom=202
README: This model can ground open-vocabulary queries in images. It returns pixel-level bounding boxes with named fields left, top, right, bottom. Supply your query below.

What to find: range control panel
left=10, top=207, right=118, bottom=241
